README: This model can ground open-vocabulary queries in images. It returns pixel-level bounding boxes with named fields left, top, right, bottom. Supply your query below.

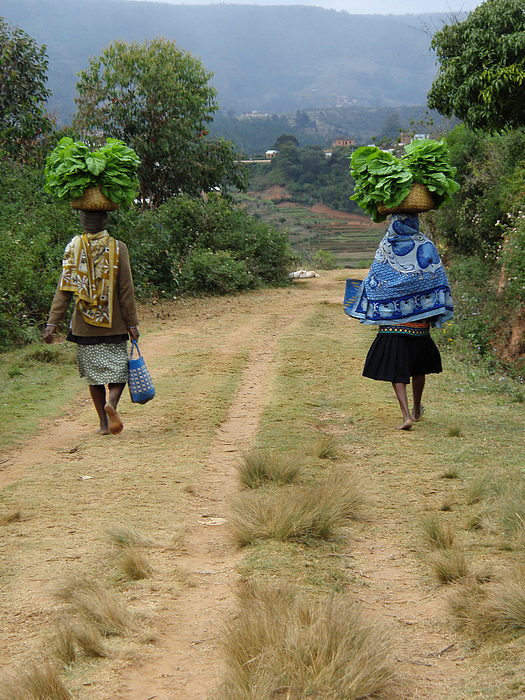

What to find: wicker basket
left=377, top=183, right=434, bottom=216
left=70, top=186, right=120, bottom=211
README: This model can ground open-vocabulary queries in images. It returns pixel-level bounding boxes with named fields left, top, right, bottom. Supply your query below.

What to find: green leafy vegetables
left=350, top=138, right=460, bottom=222
left=44, top=137, right=140, bottom=206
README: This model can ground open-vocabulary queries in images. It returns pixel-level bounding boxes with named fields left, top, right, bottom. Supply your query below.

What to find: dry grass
left=0, top=663, right=70, bottom=700
left=313, top=435, right=341, bottom=460
left=215, top=583, right=394, bottom=700
left=54, top=618, right=110, bottom=663
left=440, top=465, right=460, bottom=480
left=236, top=449, right=300, bottom=489
left=0, top=507, right=22, bottom=525
left=106, top=524, right=156, bottom=549
left=465, top=470, right=500, bottom=506
left=449, top=565, right=525, bottom=636
left=54, top=620, right=77, bottom=665
left=71, top=621, right=110, bottom=658
left=54, top=575, right=134, bottom=636
left=420, top=514, right=455, bottom=549
left=228, top=469, right=365, bottom=547
left=499, top=486, right=525, bottom=536
left=429, top=548, right=470, bottom=585
left=117, top=546, right=153, bottom=581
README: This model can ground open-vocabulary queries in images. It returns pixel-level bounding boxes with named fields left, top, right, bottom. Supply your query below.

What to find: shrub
left=177, top=249, right=253, bottom=295
left=115, top=193, right=294, bottom=297
left=0, top=158, right=79, bottom=347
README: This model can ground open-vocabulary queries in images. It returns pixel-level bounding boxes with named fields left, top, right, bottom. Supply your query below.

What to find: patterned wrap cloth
left=59, top=231, right=119, bottom=328
left=344, top=214, right=453, bottom=328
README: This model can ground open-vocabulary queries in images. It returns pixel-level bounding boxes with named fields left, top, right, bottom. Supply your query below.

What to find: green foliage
left=498, top=211, right=525, bottom=304
left=0, top=158, right=79, bottom=348
left=177, top=250, right=253, bottom=295
left=261, top=144, right=358, bottom=213
left=350, top=139, right=459, bottom=222
left=114, top=194, right=293, bottom=297
left=74, top=37, right=247, bottom=207
left=44, top=137, right=140, bottom=205
left=0, top=17, right=53, bottom=158
left=428, top=0, right=525, bottom=132
left=432, top=126, right=525, bottom=256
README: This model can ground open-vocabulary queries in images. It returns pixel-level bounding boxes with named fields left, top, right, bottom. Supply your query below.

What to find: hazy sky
left=129, top=0, right=482, bottom=14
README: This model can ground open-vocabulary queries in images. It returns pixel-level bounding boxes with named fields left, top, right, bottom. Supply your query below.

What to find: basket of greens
left=350, top=138, right=460, bottom=222
left=44, top=137, right=141, bottom=210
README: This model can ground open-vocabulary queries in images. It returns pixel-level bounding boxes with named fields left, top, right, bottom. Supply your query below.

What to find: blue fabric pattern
left=344, top=214, right=453, bottom=327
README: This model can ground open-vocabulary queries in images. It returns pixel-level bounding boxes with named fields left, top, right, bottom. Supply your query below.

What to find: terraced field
left=237, top=188, right=385, bottom=267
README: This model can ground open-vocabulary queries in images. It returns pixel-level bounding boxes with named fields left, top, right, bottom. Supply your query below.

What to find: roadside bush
left=177, top=249, right=254, bottom=295
left=115, top=193, right=293, bottom=296
left=0, top=158, right=79, bottom=348
left=1, top=157, right=293, bottom=347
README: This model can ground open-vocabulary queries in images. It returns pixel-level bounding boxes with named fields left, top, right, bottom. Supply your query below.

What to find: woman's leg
left=412, top=374, right=426, bottom=421
left=104, top=382, right=126, bottom=434
left=89, top=384, right=110, bottom=435
left=392, top=382, right=413, bottom=430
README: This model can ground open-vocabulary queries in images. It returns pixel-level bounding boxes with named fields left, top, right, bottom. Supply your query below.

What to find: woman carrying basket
left=43, top=210, right=139, bottom=435
left=346, top=212, right=453, bottom=430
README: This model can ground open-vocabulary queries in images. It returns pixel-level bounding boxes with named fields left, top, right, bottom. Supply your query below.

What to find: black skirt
left=363, top=332, right=442, bottom=384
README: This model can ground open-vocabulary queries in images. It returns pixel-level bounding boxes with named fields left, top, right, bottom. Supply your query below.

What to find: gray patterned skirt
left=76, top=341, right=129, bottom=385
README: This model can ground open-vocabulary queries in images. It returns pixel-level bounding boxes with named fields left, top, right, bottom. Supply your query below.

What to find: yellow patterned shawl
left=59, top=231, right=119, bottom=328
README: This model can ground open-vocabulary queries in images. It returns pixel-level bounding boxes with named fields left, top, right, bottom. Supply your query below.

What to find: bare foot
left=104, top=403, right=123, bottom=434
left=413, top=405, right=425, bottom=422
left=396, top=418, right=413, bottom=430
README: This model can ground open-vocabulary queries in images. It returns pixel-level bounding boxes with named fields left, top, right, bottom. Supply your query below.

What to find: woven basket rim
left=377, top=183, right=434, bottom=215
left=70, top=186, right=120, bottom=211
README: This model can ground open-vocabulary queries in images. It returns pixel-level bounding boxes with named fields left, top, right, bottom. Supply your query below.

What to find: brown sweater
left=47, top=240, right=139, bottom=338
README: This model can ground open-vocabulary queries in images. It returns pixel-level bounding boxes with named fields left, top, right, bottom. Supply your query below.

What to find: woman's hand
left=128, top=326, right=140, bottom=341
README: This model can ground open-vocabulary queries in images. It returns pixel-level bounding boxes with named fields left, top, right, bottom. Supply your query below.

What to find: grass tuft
left=499, top=485, right=525, bottom=536
left=54, top=619, right=77, bottom=666
left=106, top=524, right=156, bottom=549
left=229, top=470, right=365, bottom=547
left=0, top=662, right=70, bottom=700
left=1, top=507, right=22, bottom=525
left=54, top=575, right=133, bottom=636
left=429, top=548, right=470, bottom=585
left=449, top=566, right=525, bottom=636
left=73, top=621, right=110, bottom=658
left=216, top=584, right=394, bottom=700
left=440, top=465, right=460, bottom=479
left=236, top=449, right=300, bottom=489
left=420, top=514, right=455, bottom=549
left=447, top=426, right=462, bottom=438
left=314, top=435, right=341, bottom=460
left=117, top=546, right=153, bottom=581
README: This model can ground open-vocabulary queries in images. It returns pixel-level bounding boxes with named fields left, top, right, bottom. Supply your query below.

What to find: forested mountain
left=0, top=0, right=451, bottom=125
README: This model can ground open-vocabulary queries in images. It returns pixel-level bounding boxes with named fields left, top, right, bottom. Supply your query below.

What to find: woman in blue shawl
left=345, top=213, right=453, bottom=430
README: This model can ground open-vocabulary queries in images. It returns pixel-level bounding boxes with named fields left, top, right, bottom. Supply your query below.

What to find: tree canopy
left=73, top=37, right=247, bottom=207
left=0, top=17, right=53, bottom=157
left=427, top=0, right=525, bottom=132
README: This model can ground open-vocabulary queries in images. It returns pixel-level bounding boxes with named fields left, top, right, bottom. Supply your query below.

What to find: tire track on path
left=115, top=305, right=317, bottom=700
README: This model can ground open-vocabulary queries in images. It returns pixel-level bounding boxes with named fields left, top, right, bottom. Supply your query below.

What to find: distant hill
left=0, top=0, right=451, bottom=125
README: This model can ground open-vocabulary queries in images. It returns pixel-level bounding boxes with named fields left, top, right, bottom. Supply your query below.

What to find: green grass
left=0, top=341, right=81, bottom=451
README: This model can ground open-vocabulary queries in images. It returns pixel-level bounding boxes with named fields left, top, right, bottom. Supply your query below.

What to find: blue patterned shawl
left=345, top=214, right=453, bottom=327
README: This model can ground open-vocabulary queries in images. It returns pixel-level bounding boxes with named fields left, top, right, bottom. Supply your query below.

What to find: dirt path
left=0, top=271, right=483, bottom=699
